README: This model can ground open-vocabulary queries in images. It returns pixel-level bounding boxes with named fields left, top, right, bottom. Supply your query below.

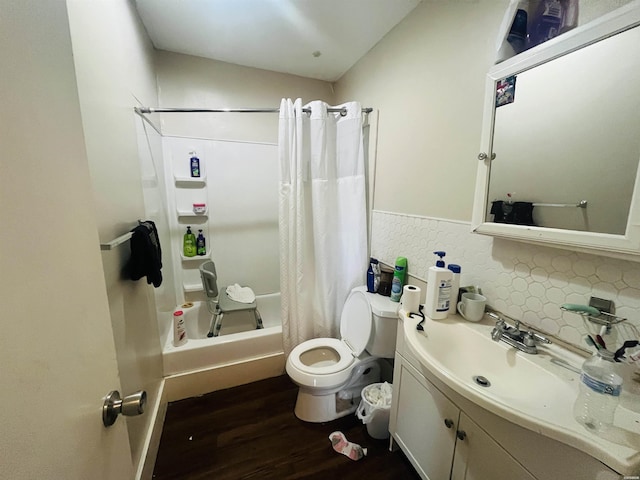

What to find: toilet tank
left=358, top=287, right=399, bottom=358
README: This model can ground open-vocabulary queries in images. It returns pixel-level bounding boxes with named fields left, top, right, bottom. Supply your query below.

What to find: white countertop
left=400, top=311, right=640, bottom=475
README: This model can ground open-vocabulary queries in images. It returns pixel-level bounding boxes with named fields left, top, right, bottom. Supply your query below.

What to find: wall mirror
left=472, top=1, right=640, bottom=260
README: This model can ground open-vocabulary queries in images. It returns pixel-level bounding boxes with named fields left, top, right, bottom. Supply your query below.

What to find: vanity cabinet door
left=451, top=412, right=536, bottom=480
left=392, top=356, right=460, bottom=480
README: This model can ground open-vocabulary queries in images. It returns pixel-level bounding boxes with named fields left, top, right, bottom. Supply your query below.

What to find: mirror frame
left=472, top=1, right=640, bottom=261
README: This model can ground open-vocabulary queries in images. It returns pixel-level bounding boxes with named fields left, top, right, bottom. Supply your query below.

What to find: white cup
left=457, top=293, right=486, bottom=322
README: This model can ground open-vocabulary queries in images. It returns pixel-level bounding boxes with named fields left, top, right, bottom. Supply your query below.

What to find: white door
left=0, top=0, right=133, bottom=478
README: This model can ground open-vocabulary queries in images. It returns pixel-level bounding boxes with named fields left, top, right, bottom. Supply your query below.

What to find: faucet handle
left=491, top=318, right=506, bottom=341
left=523, top=331, right=536, bottom=347
left=525, top=330, right=551, bottom=345
left=532, top=331, right=551, bottom=344
left=491, top=327, right=502, bottom=342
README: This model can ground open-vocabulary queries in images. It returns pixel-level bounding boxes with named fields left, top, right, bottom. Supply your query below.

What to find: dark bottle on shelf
left=190, top=151, right=201, bottom=178
left=196, top=229, right=206, bottom=256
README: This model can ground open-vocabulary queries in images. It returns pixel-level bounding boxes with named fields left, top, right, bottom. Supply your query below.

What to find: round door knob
left=102, top=390, right=147, bottom=427
left=457, top=430, right=467, bottom=441
left=444, top=418, right=454, bottom=429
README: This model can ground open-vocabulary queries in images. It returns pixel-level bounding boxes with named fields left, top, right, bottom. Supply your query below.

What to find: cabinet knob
left=444, top=418, right=454, bottom=429
left=456, top=430, right=467, bottom=441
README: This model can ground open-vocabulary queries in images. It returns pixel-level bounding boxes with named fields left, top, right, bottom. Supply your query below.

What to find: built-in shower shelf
left=174, top=174, right=206, bottom=186
left=183, top=283, right=204, bottom=293
left=180, top=252, right=210, bottom=262
left=177, top=208, right=208, bottom=217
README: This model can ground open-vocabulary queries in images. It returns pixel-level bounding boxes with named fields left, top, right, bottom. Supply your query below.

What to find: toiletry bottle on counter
left=196, top=229, right=206, bottom=256
left=189, top=151, right=201, bottom=178
left=447, top=264, right=461, bottom=315
left=173, top=310, right=188, bottom=347
left=573, top=349, right=623, bottom=432
left=379, top=266, right=394, bottom=296
left=390, top=257, right=408, bottom=302
left=367, top=257, right=380, bottom=293
left=183, top=226, right=197, bottom=257
left=425, top=251, right=453, bottom=319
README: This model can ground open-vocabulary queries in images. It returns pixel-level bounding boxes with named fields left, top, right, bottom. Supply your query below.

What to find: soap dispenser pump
left=425, top=251, right=453, bottom=320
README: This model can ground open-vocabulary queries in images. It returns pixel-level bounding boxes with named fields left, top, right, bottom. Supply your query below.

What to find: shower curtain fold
left=278, top=98, right=368, bottom=355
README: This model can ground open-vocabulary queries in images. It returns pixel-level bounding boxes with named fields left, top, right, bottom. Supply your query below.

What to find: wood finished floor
left=153, top=375, right=421, bottom=479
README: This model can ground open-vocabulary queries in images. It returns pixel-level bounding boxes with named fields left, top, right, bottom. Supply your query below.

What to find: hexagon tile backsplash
left=371, top=210, right=640, bottom=351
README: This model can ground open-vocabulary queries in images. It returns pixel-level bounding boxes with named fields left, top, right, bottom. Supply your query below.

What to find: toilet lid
left=340, top=290, right=372, bottom=356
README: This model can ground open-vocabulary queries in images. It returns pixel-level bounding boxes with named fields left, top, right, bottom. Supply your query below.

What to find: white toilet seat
left=286, top=289, right=375, bottom=391
left=288, top=338, right=354, bottom=375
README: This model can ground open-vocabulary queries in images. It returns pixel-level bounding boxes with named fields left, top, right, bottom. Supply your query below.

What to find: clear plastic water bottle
left=573, top=350, right=623, bottom=432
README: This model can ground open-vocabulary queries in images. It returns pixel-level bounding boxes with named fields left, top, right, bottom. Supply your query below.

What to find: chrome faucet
left=488, top=312, right=551, bottom=354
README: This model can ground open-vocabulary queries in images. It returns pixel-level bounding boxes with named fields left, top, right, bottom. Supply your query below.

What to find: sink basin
left=409, top=315, right=578, bottom=420
left=402, top=312, right=640, bottom=475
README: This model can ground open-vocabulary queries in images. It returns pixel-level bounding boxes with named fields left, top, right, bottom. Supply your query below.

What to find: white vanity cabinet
left=389, top=318, right=624, bottom=480
left=390, top=351, right=535, bottom=480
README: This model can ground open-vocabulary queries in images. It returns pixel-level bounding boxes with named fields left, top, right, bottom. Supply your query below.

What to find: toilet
left=286, top=286, right=399, bottom=423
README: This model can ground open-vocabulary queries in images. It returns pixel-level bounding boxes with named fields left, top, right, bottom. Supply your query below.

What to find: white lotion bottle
left=173, top=310, right=188, bottom=347
left=425, top=251, right=453, bottom=320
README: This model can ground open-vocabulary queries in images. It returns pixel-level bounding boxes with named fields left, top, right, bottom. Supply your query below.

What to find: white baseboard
left=164, top=352, right=286, bottom=402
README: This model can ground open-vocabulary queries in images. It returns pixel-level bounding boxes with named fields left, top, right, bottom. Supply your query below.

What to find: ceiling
left=134, top=0, right=421, bottom=82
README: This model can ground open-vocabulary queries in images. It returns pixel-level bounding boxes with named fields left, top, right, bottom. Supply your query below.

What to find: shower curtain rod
left=134, top=106, right=373, bottom=116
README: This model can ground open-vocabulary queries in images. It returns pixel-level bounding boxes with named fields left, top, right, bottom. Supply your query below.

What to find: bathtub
left=163, top=292, right=284, bottom=377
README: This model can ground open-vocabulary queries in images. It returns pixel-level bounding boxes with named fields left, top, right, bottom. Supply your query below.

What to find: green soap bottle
left=390, top=256, right=408, bottom=302
left=183, top=226, right=197, bottom=257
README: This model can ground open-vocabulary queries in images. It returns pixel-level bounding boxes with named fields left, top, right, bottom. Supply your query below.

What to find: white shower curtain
left=278, top=98, right=368, bottom=355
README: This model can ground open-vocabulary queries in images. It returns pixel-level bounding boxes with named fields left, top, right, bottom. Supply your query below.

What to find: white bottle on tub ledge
left=173, top=310, right=188, bottom=347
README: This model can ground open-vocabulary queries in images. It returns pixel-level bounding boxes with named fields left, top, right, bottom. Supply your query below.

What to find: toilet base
left=292, top=361, right=381, bottom=423
left=294, top=389, right=359, bottom=423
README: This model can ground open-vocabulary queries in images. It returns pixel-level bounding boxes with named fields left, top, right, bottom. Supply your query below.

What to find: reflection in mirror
left=486, top=25, right=640, bottom=235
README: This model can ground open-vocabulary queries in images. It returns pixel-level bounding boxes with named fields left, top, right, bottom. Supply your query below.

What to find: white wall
left=337, top=0, right=507, bottom=221
left=335, top=0, right=640, bottom=353
left=135, top=116, right=177, bottom=346
left=66, top=0, right=164, bottom=473
left=155, top=50, right=336, bottom=142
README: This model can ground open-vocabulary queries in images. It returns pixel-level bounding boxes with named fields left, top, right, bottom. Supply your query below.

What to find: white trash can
left=356, top=382, right=392, bottom=439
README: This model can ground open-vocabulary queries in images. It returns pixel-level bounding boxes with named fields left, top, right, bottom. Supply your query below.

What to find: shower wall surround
left=163, top=135, right=279, bottom=305
left=371, top=210, right=640, bottom=350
